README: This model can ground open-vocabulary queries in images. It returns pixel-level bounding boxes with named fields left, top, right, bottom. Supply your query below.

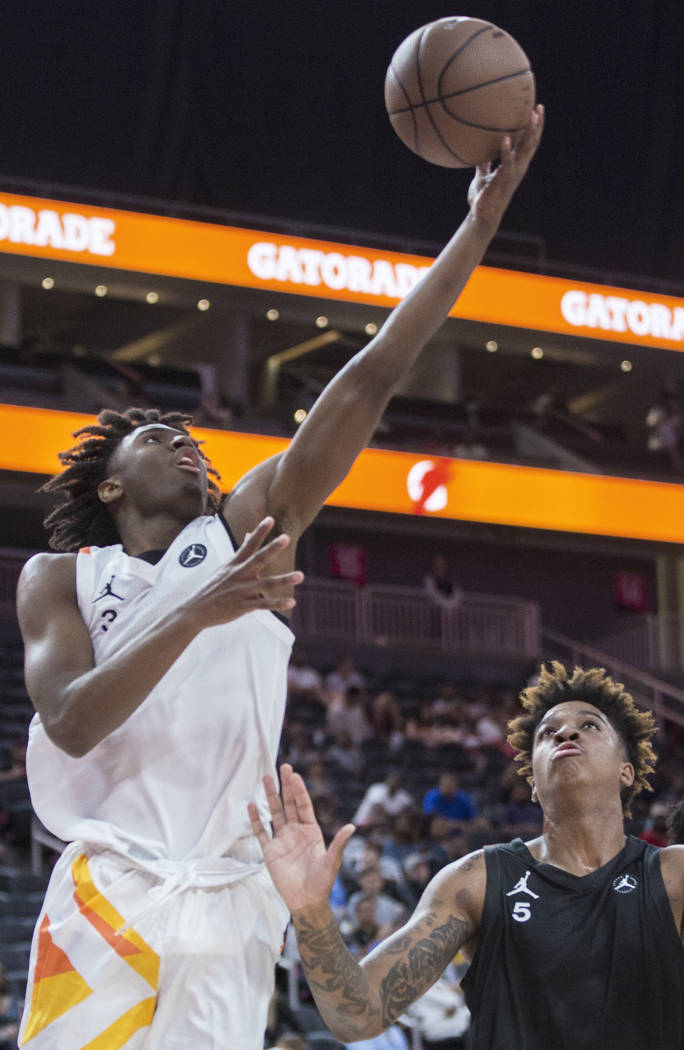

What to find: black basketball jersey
left=460, top=836, right=684, bottom=1050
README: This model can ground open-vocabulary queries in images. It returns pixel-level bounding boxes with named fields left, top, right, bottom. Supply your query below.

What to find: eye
left=143, top=434, right=161, bottom=443
left=539, top=726, right=555, bottom=737
left=582, top=720, right=599, bottom=730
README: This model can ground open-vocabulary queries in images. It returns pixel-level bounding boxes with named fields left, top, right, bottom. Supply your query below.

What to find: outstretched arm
left=249, top=764, right=485, bottom=1042
left=235, top=107, right=544, bottom=541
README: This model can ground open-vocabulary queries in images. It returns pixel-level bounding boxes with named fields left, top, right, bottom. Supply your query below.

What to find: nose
left=171, top=433, right=193, bottom=451
left=553, top=725, right=580, bottom=744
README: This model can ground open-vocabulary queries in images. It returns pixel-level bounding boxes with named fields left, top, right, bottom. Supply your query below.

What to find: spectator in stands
left=423, top=555, right=463, bottom=610
left=352, top=771, right=414, bottom=829
left=381, top=808, right=424, bottom=868
left=344, top=894, right=390, bottom=960
left=325, top=656, right=366, bottom=697
left=368, top=691, right=404, bottom=751
left=0, top=963, right=20, bottom=1046
left=401, top=851, right=433, bottom=906
left=347, top=867, right=406, bottom=931
left=667, top=799, right=684, bottom=844
left=422, top=771, right=476, bottom=834
left=498, top=777, right=542, bottom=840
left=281, top=723, right=319, bottom=773
left=287, top=650, right=326, bottom=706
left=327, top=731, right=367, bottom=779
left=639, top=801, right=670, bottom=847
left=303, top=757, right=336, bottom=806
left=401, top=961, right=470, bottom=1050
left=326, top=686, right=373, bottom=747
left=646, top=384, right=683, bottom=470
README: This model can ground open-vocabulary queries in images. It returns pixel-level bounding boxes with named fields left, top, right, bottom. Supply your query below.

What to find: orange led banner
left=3, top=403, right=684, bottom=544
left=1, top=191, right=683, bottom=351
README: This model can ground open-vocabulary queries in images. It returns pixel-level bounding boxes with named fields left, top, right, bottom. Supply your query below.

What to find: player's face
left=530, top=700, right=634, bottom=810
left=104, top=424, right=209, bottom=514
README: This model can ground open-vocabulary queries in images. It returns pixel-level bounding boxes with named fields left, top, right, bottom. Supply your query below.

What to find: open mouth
left=175, top=451, right=201, bottom=474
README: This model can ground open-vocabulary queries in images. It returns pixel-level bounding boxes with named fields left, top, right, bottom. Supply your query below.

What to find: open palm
left=248, top=764, right=355, bottom=915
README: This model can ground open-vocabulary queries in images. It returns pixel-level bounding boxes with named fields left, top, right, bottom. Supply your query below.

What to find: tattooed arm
left=248, top=764, right=486, bottom=1042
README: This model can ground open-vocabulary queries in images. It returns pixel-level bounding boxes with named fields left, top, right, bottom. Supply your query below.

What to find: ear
left=97, top=477, right=124, bottom=505
left=619, top=762, right=635, bottom=788
left=530, top=779, right=538, bottom=803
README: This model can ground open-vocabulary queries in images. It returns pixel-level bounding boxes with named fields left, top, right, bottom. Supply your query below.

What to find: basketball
left=384, top=16, right=535, bottom=168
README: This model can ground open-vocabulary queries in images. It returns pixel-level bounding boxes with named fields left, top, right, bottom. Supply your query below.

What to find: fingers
left=290, top=770, right=319, bottom=825
left=263, top=772, right=287, bottom=832
left=247, top=801, right=269, bottom=847
left=328, top=823, right=357, bottom=870
left=234, top=516, right=275, bottom=562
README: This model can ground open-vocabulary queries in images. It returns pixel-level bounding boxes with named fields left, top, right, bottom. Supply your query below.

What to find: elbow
left=43, top=714, right=96, bottom=758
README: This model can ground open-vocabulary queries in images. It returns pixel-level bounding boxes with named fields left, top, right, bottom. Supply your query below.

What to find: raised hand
left=467, top=103, right=544, bottom=230
left=248, top=763, right=355, bottom=916
left=184, top=516, right=304, bottom=630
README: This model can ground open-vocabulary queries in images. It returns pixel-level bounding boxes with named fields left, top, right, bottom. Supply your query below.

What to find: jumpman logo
left=92, top=575, right=125, bottom=602
left=612, top=873, right=638, bottom=894
left=506, top=870, right=540, bottom=899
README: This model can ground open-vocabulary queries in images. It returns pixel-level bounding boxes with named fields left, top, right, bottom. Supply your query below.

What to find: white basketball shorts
left=19, top=840, right=289, bottom=1050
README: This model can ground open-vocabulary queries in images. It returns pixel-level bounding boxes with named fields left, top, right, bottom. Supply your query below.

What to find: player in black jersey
left=251, top=662, right=684, bottom=1050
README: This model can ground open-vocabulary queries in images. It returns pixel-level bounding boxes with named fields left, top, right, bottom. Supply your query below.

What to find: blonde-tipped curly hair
left=507, top=662, right=657, bottom=818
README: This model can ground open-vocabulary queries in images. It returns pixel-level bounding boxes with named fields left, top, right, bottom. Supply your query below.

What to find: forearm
left=51, top=607, right=199, bottom=755
left=357, top=210, right=496, bottom=383
left=292, top=905, right=384, bottom=1042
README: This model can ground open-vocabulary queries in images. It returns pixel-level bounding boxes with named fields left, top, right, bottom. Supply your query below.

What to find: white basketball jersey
left=26, top=514, right=294, bottom=863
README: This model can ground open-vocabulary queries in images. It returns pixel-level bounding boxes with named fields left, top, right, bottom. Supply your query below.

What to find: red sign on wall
left=614, top=571, right=649, bottom=612
left=329, top=543, right=367, bottom=585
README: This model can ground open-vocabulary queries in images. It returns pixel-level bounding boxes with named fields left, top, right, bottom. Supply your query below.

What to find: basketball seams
left=415, top=21, right=470, bottom=166
left=436, top=23, right=495, bottom=103
left=386, top=64, right=418, bottom=154
left=387, top=68, right=533, bottom=116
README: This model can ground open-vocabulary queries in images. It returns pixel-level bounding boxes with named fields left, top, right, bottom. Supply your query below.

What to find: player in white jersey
left=16, top=108, right=543, bottom=1049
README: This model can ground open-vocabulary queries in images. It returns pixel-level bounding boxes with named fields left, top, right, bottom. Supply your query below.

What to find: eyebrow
left=536, top=709, right=608, bottom=733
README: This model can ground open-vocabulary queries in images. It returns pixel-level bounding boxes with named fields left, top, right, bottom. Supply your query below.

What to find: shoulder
left=658, top=844, right=684, bottom=891
left=17, top=552, right=78, bottom=628
left=420, top=849, right=487, bottom=933
left=18, top=551, right=77, bottom=599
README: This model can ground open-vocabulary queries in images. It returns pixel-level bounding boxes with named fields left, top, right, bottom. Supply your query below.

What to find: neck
left=529, top=797, right=627, bottom=876
left=115, top=509, right=195, bottom=556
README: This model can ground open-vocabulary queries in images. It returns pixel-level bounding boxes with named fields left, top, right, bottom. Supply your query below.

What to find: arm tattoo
left=295, top=915, right=381, bottom=1032
left=379, top=913, right=470, bottom=1026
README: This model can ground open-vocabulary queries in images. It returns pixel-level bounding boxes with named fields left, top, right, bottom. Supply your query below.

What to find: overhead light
left=620, top=360, right=632, bottom=372
left=485, top=339, right=498, bottom=352
left=146, top=291, right=159, bottom=304
left=315, top=316, right=328, bottom=328
left=365, top=322, right=378, bottom=336
left=293, top=408, right=307, bottom=424
left=531, top=346, right=544, bottom=359
left=197, top=298, right=210, bottom=311
left=41, top=277, right=55, bottom=290
left=266, top=308, right=280, bottom=321
left=95, top=284, right=108, bottom=297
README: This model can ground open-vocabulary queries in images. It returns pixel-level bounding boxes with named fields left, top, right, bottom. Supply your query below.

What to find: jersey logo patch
left=506, top=870, right=540, bottom=899
left=92, top=574, right=125, bottom=602
left=612, top=873, right=638, bottom=894
left=179, top=543, right=207, bottom=567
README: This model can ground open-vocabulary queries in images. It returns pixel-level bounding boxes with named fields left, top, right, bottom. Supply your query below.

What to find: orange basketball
left=384, top=16, right=535, bottom=168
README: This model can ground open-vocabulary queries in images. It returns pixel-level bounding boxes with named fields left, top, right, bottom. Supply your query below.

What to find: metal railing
left=543, top=627, right=684, bottom=728
left=293, top=578, right=541, bottom=658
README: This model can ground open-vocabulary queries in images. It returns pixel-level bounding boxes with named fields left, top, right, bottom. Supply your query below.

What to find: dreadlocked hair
left=507, top=661, right=657, bottom=818
left=41, top=407, right=222, bottom=552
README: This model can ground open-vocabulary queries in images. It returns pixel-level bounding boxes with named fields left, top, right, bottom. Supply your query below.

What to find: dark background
left=2, top=0, right=683, bottom=285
